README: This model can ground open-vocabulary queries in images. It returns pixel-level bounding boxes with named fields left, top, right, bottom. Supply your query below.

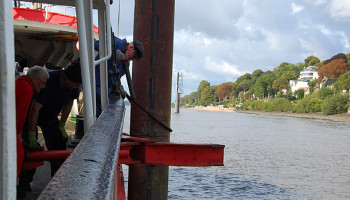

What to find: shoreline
left=184, top=107, right=350, bottom=123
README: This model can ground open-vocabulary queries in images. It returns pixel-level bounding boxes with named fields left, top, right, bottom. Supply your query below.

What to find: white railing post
left=0, top=1, right=16, bottom=199
left=83, top=0, right=96, bottom=118
left=75, top=0, right=95, bottom=132
left=93, top=0, right=111, bottom=66
left=98, top=0, right=108, bottom=111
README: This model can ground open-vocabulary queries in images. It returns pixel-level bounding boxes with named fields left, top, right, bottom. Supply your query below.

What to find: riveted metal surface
left=38, top=95, right=125, bottom=200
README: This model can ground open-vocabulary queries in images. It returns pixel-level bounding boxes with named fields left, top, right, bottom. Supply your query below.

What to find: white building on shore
left=290, top=66, right=319, bottom=94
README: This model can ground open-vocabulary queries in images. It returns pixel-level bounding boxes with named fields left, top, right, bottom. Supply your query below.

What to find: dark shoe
left=17, top=182, right=32, bottom=192
left=16, top=188, right=26, bottom=200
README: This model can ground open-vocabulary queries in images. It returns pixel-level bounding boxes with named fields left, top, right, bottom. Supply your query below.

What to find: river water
left=123, top=107, right=350, bottom=199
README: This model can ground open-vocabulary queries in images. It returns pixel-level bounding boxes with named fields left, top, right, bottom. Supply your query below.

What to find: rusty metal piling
left=129, top=0, right=175, bottom=199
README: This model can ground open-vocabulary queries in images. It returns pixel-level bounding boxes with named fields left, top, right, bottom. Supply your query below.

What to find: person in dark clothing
left=94, top=37, right=144, bottom=117
left=17, top=62, right=82, bottom=198
left=15, top=66, right=49, bottom=179
left=29, top=61, right=81, bottom=174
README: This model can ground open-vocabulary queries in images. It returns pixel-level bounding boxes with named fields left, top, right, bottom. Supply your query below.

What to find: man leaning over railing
left=94, top=36, right=144, bottom=117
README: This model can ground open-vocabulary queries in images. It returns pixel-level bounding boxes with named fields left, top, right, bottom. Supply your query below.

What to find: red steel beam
left=22, top=142, right=224, bottom=168
left=119, top=142, right=225, bottom=167
left=22, top=150, right=72, bottom=171
left=143, top=143, right=224, bottom=166
left=25, top=150, right=73, bottom=161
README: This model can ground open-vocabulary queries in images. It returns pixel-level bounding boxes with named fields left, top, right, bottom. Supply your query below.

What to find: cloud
left=329, top=0, right=350, bottom=21
left=317, top=25, right=332, bottom=36
left=173, top=65, right=203, bottom=81
left=303, top=0, right=328, bottom=6
left=204, top=57, right=243, bottom=77
left=292, top=3, right=303, bottom=14
left=338, top=32, right=350, bottom=49
left=108, top=0, right=349, bottom=96
left=174, top=0, right=243, bottom=39
left=315, top=25, right=350, bottom=52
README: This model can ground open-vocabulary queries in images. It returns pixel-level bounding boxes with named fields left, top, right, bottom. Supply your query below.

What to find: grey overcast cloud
left=58, top=0, right=350, bottom=99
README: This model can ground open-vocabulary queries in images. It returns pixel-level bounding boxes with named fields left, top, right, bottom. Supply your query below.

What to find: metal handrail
left=75, top=0, right=113, bottom=132
left=94, top=0, right=112, bottom=66
left=38, top=95, right=125, bottom=200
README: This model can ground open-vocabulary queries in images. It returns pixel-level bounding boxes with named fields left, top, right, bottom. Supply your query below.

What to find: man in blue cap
left=94, top=37, right=144, bottom=117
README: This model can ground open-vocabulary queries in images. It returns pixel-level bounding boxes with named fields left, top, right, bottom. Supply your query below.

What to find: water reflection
left=123, top=107, right=350, bottom=199
left=169, top=168, right=302, bottom=199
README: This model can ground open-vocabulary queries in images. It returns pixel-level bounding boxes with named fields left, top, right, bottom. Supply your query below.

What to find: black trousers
left=38, top=117, right=67, bottom=177
left=18, top=117, right=67, bottom=190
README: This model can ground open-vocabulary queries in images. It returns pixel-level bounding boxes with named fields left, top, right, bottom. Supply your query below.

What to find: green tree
left=305, top=55, right=321, bottom=67
left=273, top=62, right=289, bottom=73
left=238, top=79, right=251, bottom=92
left=180, top=95, right=190, bottom=106
left=295, top=89, right=305, bottom=99
left=274, top=63, right=299, bottom=77
left=197, top=80, right=210, bottom=102
left=266, top=98, right=292, bottom=112
left=251, top=69, right=264, bottom=83
left=231, top=82, right=239, bottom=99
left=180, top=91, right=198, bottom=106
left=308, top=79, right=318, bottom=94
left=306, top=98, right=323, bottom=113
left=322, top=94, right=350, bottom=115
left=319, top=87, right=334, bottom=99
left=334, top=71, right=350, bottom=91
left=201, top=86, right=212, bottom=106
left=346, top=53, right=350, bottom=68
left=281, top=71, right=297, bottom=80
left=252, top=71, right=278, bottom=99
left=211, top=85, right=219, bottom=102
left=272, top=77, right=289, bottom=91
left=236, top=73, right=252, bottom=84
left=296, top=62, right=306, bottom=73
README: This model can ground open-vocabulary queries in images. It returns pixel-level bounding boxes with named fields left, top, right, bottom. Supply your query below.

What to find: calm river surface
left=123, top=106, right=350, bottom=199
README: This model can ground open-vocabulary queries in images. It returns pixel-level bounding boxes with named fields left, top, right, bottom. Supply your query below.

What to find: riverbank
left=184, top=107, right=350, bottom=123
left=185, top=106, right=235, bottom=112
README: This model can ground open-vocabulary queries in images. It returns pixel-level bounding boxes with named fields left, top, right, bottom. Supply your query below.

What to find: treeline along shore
left=181, top=53, right=350, bottom=120
left=184, top=106, right=350, bottom=123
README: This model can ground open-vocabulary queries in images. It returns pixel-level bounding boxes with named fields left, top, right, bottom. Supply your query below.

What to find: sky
left=46, top=0, right=350, bottom=100
left=109, top=0, right=350, bottom=99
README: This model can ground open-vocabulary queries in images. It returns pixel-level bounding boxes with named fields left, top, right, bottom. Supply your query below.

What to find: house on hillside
left=290, top=66, right=319, bottom=95
left=299, top=66, right=319, bottom=81
left=320, top=77, right=337, bottom=89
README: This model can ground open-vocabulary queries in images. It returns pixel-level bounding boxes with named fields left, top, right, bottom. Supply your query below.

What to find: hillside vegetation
left=181, top=53, right=350, bottom=115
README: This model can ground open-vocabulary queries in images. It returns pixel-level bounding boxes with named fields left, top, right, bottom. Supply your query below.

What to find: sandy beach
left=184, top=106, right=350, bottom=123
